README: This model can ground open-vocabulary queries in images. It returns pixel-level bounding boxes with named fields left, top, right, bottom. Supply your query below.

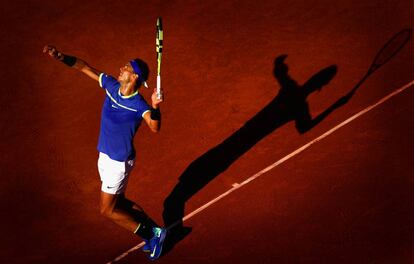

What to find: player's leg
left=100, top=191, right=141, bottom=232
left=115, top=194, right=160, bottom=252
left=99, top=192, right=167, bottom=260
left=116, top=193, right=144, bottom=213
left=98, top=153, right=154, bottom=239
left=116, top=194, right=159, bottom=229
left=97, top=152, right=166, bottom=259
left=112, top=186, right=167, bottom=259
left=99, top=192, right=157, bottom=240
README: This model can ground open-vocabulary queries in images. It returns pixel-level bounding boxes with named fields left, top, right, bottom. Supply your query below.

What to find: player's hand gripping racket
left=156, top=17, right=163, bottom=100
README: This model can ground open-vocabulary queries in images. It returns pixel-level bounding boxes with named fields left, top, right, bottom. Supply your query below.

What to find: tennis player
left=43, top=45, right=166, bottom=260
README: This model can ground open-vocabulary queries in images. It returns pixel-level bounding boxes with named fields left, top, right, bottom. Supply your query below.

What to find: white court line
left=107, top=80, right=414, bottom=264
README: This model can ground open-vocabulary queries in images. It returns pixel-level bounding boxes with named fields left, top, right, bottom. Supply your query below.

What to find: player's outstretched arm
left=43, top=45, right=101, bottom=82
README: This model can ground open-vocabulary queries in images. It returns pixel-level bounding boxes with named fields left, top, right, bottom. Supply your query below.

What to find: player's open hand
left=43, top=45, right=62, bottom=60
left=151, top=88, right=163, bottom=107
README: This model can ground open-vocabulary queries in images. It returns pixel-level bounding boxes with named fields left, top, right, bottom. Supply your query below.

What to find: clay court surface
left=1, top=0, right=413, bottom=263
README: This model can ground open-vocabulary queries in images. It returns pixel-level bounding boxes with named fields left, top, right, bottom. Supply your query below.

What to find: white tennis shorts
left=97, top=152, right=135, bottom=194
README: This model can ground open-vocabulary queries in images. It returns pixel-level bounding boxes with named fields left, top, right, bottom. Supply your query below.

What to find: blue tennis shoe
left=148, top=227, right=167, bottom=260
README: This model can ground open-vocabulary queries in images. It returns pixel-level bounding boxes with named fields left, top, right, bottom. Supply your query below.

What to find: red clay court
left=1, top=1, right=413, bottom=263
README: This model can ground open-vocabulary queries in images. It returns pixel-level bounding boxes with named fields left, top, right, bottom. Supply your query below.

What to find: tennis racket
left=156, top=17, right=163, bottom=100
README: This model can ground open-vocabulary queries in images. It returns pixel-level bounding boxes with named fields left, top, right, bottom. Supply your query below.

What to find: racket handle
left=156, top=75, right=162, bottom=99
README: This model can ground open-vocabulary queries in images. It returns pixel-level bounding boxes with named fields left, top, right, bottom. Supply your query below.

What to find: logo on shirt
left=111, top=104, right=118, bottom=109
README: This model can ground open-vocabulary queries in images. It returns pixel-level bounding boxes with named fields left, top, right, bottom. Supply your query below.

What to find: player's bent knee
left=100, top=206, right=114, bottom=218
left=100, top=190, right=119, bottom=218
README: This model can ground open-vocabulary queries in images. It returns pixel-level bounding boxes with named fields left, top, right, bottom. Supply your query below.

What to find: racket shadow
left=161, top=55, right=344, bottom=255
left=346, top=28, right=412, bottom=100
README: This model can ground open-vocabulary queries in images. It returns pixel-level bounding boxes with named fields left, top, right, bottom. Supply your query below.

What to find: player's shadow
left=161, top=54, right=356, bottom=255
left=159, top=29, right=413, bottom=256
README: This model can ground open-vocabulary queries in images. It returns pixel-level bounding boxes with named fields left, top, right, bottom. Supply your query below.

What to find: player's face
left=118, top=64, right=137, bottom=83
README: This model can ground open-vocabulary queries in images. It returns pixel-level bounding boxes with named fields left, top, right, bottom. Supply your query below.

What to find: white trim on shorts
left=97, top=152, right=135, bottom=194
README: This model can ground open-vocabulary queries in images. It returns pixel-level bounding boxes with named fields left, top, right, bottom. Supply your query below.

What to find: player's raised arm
left=43, top=45, right=101, bottom=82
